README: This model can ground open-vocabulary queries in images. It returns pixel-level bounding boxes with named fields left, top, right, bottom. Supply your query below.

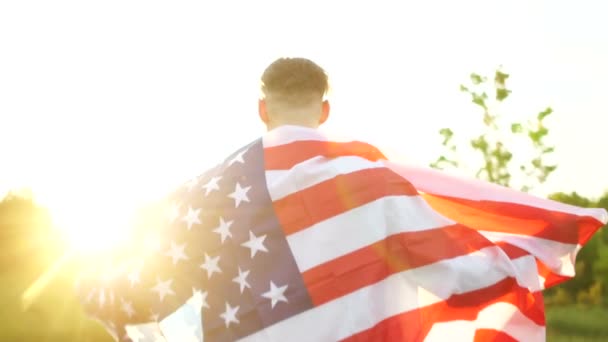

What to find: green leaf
left=439, top=128, right=453, bottom=138
left=538, top=107, right=553, bottom=121
left=460, top=84, right=469, bottom=92
left=472, top=93, right=487, bottom=108
left=496, top=88, right=511, bottom=101
left=543, top=146, right=555, bottom=154
left=470, top=73, right=485, bottom=85
left=439, top=128, right=454, bottom=145
left=494, top=70, right=510, bottom=85
left=511, top=123, right=523, bottom=133
left=544, top=165, right=557, bottom=173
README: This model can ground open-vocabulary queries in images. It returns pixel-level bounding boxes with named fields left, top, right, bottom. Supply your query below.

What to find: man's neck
left=266, top=122, right=319, bottom=131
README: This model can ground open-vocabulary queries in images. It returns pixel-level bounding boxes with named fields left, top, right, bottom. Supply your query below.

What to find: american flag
left=78, top=125, right=607, bottom=342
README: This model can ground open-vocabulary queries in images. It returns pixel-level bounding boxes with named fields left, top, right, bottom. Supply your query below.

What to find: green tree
left=547, top=191, right=608, bottom=305
left=431, top=69, right=607, bottom=306
left=431, top=69, right=556, bottom=192
left=0, top=192, right=110, bottom=341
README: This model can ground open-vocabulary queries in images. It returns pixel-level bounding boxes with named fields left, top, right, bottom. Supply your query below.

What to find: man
left=77, top=57, right=607, bottom=341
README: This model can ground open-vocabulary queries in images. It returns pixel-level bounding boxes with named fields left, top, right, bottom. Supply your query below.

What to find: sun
left=48, top=198, right=135, bottom=254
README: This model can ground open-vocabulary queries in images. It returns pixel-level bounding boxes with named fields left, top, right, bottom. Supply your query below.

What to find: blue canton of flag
left=78, top=139, right=313, bottom=342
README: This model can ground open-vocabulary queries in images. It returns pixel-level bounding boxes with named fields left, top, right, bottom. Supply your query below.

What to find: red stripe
left=421, top=193, right=602, bottom=245
left=494, top=241, right=529, bottom=259
left=536, top=259, right=571, bottom=288
left=264, top=140, right=386, bottom=170
left=474, top=329, right=518, bottom=342
left=341, top=277, right=545, bottom=342
left=303, top=224, right=495, bottom=306
left=274, top=168, right=418, bottom=235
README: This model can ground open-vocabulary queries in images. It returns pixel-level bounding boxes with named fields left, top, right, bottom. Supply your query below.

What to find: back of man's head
left=259, top=57, right=330, bottom=130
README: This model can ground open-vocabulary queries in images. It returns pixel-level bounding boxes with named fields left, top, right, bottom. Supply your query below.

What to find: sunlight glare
left=45, top=189, right=143, bottom=254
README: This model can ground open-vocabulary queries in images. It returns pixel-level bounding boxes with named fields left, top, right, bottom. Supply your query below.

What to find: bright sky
left=1, top=1, right=607, bottom=244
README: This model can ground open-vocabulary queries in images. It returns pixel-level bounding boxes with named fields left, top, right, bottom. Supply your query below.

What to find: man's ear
left=319, top=100, right=330, bottom=125
left=258, top=99, right=269, bottom=124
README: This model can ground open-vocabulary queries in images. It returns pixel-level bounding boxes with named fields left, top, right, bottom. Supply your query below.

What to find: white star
left=149, top=311, right=160, bottom=322
left=232, top=267, right=251, bottom=294
left=200, top=253, right=222, bottom=279
left=241, top=230, right=268, bottom=258
left=185, top=177, right=200, bottom=192
left=165, top=241, right=189, bottom=265
left=181, top=206, right=201, bottom=230
left=228, top=182, right=251, bottom=208
left=167, top=202, right=181, bottom=223
left=219, top=302, right=240, bottom=328
left=201, top=176, right=222, bottom=196
left=212, top=217, right=233, bottom=243
left=151, top=277, right=175, bottom=302
left=187, top=288, right=209, bottom=311
left=127, top=264, right=142, bottom=288
left=261, top=281, right=289, bottom=308
left=125, top=326, right=145, bottom=342
left=120, top=298, right=135, bottom=318
left=228, top=148, right=248, bottom=166
left=98, top=288, right=106, bottom=308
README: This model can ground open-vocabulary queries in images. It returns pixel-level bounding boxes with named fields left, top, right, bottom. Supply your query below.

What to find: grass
left=546, top=305, right=608, bottom=341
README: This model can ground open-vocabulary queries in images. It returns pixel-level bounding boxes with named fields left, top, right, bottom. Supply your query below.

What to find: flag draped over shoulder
left=77, top=125, right=607, bottom=342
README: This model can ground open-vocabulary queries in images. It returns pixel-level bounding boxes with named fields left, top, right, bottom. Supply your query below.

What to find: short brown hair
left=261, top=58, right=329, bottom=107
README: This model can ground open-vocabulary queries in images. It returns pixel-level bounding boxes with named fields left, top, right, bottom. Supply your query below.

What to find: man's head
left=259, top=57, right=330, bottom=130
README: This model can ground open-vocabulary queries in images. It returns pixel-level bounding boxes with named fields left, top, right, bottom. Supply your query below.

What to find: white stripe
left=287, top=195, right=454, bottom=272
left=239, top=246, right=540, bottom=342
left=509, top=255, right=543, bottom=292
left=265, top=156, right=385, bottom=200
left=384, top=161, right=608, bottom=224
left=424, top=302, right=545, bottom=342
left=481, top=230, right=581, bottom=285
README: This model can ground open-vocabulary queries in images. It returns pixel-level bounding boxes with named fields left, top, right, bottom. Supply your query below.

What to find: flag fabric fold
left=76, top=125, right=607, bottom=342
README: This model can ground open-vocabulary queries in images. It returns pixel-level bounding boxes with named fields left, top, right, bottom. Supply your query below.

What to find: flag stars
left=220, top=302, right=240, bottom=328
left=181, top=206, right=202, bottom=230
left=228, top=148, right=248, bottom=166
left=120, top=299, right=135, bottom=318
left=185, top=177, right=200, bottom=192
left=202, top=176, right=222, bottom=196
left=167, top=202, right=181, bottom=223
left=261, top=281, right=289, bottom=309
left=200, top=253, right=222, bottom=279
left=228, top=182, right=251, bottom=208
left=241, top=230, right=268, bottom=258
left=232, top=267, right=251, bottom=293
left=149, top=311, right=160, bottom=322
left=212, top=217, right=234, bottom=243
left=98, top=288, right=106, bottom=308
left=127, top=263, right=143, bottom=288
left=165, top=241, right=189, bottom=265
left=188, top=288, right=209, bottom=311
left=151, top=277, right=175, bottom=302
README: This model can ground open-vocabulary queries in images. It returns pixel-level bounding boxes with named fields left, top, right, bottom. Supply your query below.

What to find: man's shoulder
left=169, top=138, right=263, bottom=200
